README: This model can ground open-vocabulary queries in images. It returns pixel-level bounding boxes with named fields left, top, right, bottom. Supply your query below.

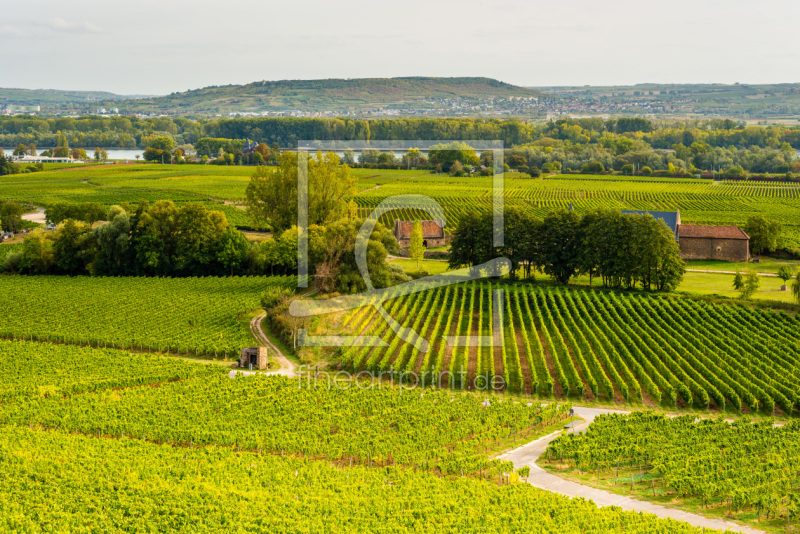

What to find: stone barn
left=393, top=220, right=447, bottom=248
left=678, top=225, right=750, bottom=262
left=240, top=346, right=269, bottom=369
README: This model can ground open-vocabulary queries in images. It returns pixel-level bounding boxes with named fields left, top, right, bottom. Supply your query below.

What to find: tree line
left=3, top=115, right=800, bottom=150
left=2, top=201, right=407, bottom=294
left=449, top=208, right=685, bottom=291
left=1, top=202, right=248, bottom=277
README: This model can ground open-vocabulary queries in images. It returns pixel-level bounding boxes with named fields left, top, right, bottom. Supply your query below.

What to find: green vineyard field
left=0, top=275, right=293, bottom=357
left=0, top=374, right=569, bottom=476
left=0, top=425, right=716, bottom=533
left=0, top=339, right=222, bottom=402
left=547, top=411, right=800, bottom=526
left=338, top=283, right=800, bottom=414
left=5, top=165, right=800, bottom=246
left=353, top=172, right=800, bottom=248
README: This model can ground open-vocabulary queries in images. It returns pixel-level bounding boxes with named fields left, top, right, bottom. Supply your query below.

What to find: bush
left=261, top=287, right=294, bottom=311
left=580, top=161, right=605, bottom=174
left=640, top=166, right=652, bottom=176
left=0, top=252, right=22, bottom=273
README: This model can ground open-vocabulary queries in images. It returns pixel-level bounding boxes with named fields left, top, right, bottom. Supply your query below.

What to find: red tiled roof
left=395, top=220, right=444, bottom=239
left=678, top=224, right=749, bottom=240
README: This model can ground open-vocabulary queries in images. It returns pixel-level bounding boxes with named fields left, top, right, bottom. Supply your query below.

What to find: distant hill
left=110, top=77, right=543, bottom=116
left=533, top=82, right=800, bottom=122
left=0, top=88, right=150, bottom=112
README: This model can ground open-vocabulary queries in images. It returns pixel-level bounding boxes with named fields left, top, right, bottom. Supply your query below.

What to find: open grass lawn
left=388, top=257, right=452, bottom=276
left=678, top=271, right=796, bottom=303
left=686, top=256, right=800, bottom=274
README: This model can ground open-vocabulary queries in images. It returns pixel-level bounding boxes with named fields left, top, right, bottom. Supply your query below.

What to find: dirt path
left=248, top=313, right=298, bottom=377
left=22, top=207, right=46, bottom=225
left=498, top=406, right=763, bottom=534
left=686, top=268, right=778, bottom=278
left=387, top=254, right=449, bottom=262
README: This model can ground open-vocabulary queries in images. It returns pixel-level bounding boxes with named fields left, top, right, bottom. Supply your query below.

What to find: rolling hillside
left=110, top=77, right=543, bottom=115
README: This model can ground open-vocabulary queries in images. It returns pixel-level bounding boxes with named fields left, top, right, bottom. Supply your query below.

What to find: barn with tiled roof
left=677, top=224, right=750, bottom=262
left=393, top=220, right=447, bottom=248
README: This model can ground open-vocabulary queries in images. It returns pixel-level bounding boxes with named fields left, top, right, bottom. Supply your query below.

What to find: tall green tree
left=93, top=210, right=131, bottom=275
left=745, top=215, right=781, bottom=255
left=53, top=131, right=70, bottom=158
left=409, top=220, right=424, bottom=269
left=538, top=209, right=583, bottom=285
left=18, top=230, right=54, bottom=274
left=792, top=273, right=800, bottom=304
left=428, top=142, right=480, bottom=172
left=0, top=201, right=24, bottom=233
left=143, top=137, right=175, bottom=163
left=52, top=219, right=93, bottom=275
left=216, top=227, right=251, bottom=275
left=245, top=152, right=356, bottom=233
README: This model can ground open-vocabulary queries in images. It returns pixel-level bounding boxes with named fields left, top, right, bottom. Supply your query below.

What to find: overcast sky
left=1, top=0, right=798, bottom=95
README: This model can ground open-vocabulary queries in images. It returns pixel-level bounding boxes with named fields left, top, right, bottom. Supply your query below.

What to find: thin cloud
left=0, top=25, right=26, bottom=37
left=38, top=18, right=103, bottom=34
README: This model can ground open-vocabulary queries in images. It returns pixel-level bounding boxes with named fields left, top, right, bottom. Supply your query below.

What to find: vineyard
left=352, top=172, right=800, bottom=248
left=0, top=275, right=293, bottom=357
left=0, top=373, right=569, bottom=476
left=5, top=165, right=800, bottom=245
left=336, top=282, right=800, bottom=413
left=0, top=164, right=251, bottom=226
left=546, top=411, right=800, bottom=528
left=0, top=339, right=222, bottom=402
left=0, top=425, right=717, bottom=533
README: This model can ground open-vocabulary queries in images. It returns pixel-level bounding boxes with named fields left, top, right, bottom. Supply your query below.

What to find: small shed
left=240, top=346, right=269, bottom=369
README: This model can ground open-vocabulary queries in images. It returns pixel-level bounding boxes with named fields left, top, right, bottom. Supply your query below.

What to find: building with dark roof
left=618, top=209, right=750, bottom=261
left=393, top=220, right=446, bottom=248
left=678, top=224, right=750, bottom=262
left=242, top=140, right=258, bottom=154
left=620, top=210, right=681, bottom=240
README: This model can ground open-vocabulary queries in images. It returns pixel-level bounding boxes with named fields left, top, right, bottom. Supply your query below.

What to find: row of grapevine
left=547, top=411, right=800, bottom=525
left=0, top=425, right=716, bottom=533
left=336, top=282, right=800, bottom=413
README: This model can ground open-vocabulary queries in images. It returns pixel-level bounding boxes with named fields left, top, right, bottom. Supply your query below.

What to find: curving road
left=247, top=312, right=298, bottom=377
left=499, top=406, right=764, bottom=534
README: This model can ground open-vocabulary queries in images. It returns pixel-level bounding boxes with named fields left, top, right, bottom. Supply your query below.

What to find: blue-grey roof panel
left=620, top=210, right=680, bottom=236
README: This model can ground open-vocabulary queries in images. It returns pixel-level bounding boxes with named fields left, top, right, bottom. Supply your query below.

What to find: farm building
left=678, top=225, right=750, bottom=262
left=393, top=220, right=447, bottom=248
left=618, top=210, right=750, bottom=261
left=620, top=210, right=681, bottom=240
left=239, top=346, right=269, bottom=369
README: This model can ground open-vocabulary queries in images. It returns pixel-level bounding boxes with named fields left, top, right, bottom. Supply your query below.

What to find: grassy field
left=686, top=257, right=800, bottom=274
